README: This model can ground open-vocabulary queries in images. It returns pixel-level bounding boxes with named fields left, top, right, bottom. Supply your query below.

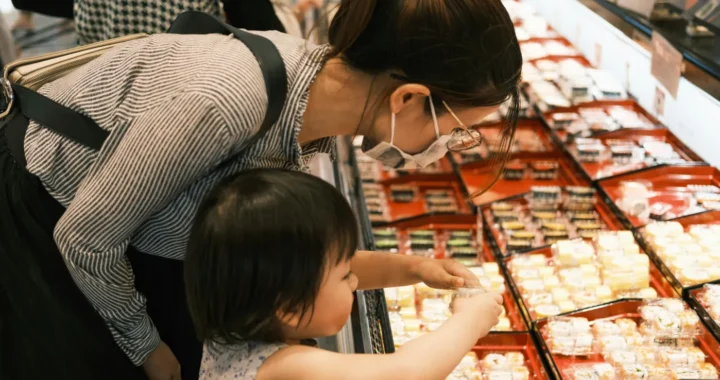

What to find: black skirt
left=0, top=121, right=201, bottom=379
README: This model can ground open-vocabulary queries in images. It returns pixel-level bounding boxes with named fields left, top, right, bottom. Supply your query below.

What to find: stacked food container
left=345, top=1, right=720, bottom=379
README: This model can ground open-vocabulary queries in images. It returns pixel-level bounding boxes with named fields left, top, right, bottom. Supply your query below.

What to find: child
left=185, top=169, right=504, bottom=380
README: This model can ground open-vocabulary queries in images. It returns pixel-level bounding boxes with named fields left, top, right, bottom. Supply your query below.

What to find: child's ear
left=276, top=309, right=302, bottom=328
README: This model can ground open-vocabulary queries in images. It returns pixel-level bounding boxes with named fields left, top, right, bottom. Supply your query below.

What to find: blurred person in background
left=0, top=12, right=18, bottom=64
left=10, top=10, right=33, bottom=36
left=75, top=0, right=324, bottom=43
left=10, top=0, right=74, bottom=36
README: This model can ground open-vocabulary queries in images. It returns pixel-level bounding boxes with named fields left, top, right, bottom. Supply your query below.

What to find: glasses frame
left=442, top=101, right=484, bottom=152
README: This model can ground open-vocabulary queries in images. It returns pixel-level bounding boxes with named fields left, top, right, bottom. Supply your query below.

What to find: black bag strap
left=11, top=83, right=110, bottom=150
left=167, top=11, right=288, bottom=149
left=10, top=10, right=287, bottom=152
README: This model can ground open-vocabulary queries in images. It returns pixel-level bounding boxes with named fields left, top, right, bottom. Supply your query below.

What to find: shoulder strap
left=9, top=11, right=287, bottom=152
left=167, top=11, right=288, bottom=147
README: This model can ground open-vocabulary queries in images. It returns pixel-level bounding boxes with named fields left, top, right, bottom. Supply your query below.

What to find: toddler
left=185, top=169, right=503, bottom=379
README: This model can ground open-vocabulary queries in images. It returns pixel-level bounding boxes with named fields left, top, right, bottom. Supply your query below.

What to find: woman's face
left=368, top=85, right=501, bottom=156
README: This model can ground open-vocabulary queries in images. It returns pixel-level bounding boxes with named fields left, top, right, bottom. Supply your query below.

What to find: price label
left=617, top=0, right=657, bottom=18
left=650, top=31, right=683, bottom=98
left=594, top=43, right=603, bottom=67
left=653, top=86, right=666, bottom=117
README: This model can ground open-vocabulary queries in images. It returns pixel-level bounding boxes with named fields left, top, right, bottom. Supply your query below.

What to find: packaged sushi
left=531, top=161, right=559, bottom=180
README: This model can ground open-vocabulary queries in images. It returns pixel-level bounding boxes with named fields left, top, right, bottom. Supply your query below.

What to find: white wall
left=526, top=0, right=720, bottom=167
left=0, top=0, right=14, bottom=13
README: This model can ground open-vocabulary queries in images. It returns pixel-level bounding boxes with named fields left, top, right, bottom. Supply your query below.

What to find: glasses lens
left=448, top=128, right=483, bottom=152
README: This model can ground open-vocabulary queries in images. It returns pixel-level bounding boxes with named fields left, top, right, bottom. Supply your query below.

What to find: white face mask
left=361, top=95, right=451, bottom=170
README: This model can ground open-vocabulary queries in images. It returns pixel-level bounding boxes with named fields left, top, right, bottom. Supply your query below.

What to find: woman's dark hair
left=328, top=0, right=522, bottom=197
left=185, top=169, right=359, bottom=345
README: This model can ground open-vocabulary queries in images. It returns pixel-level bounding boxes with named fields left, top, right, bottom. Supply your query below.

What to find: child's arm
left=259, top=292, right=503, bottom=380
left=351, top=250, right=479, bottom=290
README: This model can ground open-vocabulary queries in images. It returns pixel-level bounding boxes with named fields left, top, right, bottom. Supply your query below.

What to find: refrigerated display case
left=335, top=1, right=720, bottom=378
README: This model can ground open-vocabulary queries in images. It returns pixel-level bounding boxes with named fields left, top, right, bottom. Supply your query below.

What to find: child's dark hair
left=328, top=0, right=522, bottom=197
left=185, top=169, right=359, bottom=345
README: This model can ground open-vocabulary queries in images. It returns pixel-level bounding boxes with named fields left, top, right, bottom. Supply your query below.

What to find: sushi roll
left=493, top=211, right=520, bottom=222
left=410, top=230, right=435, bottom=239
left=570, top=212, right=597, bottom=223
left=501, top=221, right=526, bottom=231
left=375, top=239, right=400, bottom=251
left=577, top=144, right=604, bottom=163
left=392, top=193, right=416, bottom=203
left=531, top=161, right=559, bottom=180
left=567, top=186, right=596, bottom=201
left=367, top=205, right=385, bottom=216
left=429, top=205, right=459, bottom=214
left=365, top=198, right=385, bottom=208
left=449, top=230, right=473, bottom=239
left=425, top=189, right=453, bottom=199
left=503, top=161, right=527, bottom=180
left=449, top=246, right=477, bottom=258
left=390, top=185, right=416, bottom=203
left=410, top=238, right=435, bottom=251
left=545, top=230, right=569, bottom=243
left=491, top=202, right=514, bottom=212
left=532, top=211, right=558, bottom=222
left=507, top=239, right=532, bottom=251
left=373, top=228, right=396, bottom=239
left=567, top=187, right=596, bottom=211
left=611, top=145, right=634, bottom=163
left=531, top=186, right=562, bottom=205
left=426, top=197, right=455, bottom=207
left=510, top=230, right=536, bottom=242
left=576, top=223, right=602, bottom=236
left=541, top=222, right=567, bottom=232
left=447, top=238, right=472, bottom=248
left=551, top=112, right=579, bottom=129
left=390, top=184, right=415, bottom=198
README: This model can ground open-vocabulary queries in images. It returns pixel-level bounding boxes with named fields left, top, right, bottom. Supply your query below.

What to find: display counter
left=337, top=1, right=720, bottom=378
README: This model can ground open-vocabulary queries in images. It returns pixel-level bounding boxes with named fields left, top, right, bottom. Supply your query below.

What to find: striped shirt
left=23, top=31, right=334, bottom=366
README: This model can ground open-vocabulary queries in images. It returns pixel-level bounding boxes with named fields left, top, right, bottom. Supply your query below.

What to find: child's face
left=282, top=257, right=358, bottom=340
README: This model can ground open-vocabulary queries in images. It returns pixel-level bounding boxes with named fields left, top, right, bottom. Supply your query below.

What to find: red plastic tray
left=542, top=100, right=662, bottom=143
left=473, top=332, right=550, bottom=379
left=369, top=157, right=457, bottom=184
left=374, top=221, right=527, bottom=332
left=687, top=281, right=720, bottom=348
left=461, top=154, right=587, bottom=206
left=597, top=165, right=720, bottom=229
left=637, top=210, right=720, bottom=296
left=567, top=128, right=704, bottom=180
left=369, top=180, right=473, bottom=227
left=482, top=190, right=624, bottom=256
left=534, top=300, right=720, bottom=380
left=520, top=38, right=584, bottom=62
left=527, top=55, right=593, bottom=68
left=452, top=120, right=558, bottom=167
left=503, top=246, right=678, bottom=325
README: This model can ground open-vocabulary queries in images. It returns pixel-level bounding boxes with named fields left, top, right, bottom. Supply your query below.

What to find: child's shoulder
left=199, top=340, right=288, bottom=380
left=256, top=344, right=333, bottom=380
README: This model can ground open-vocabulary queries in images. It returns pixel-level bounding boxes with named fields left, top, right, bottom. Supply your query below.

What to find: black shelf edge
left=584, top=0, right=720, bottom=99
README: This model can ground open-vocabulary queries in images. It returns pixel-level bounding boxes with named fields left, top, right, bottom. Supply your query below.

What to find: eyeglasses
left=442, top=101, right=484, bottom=152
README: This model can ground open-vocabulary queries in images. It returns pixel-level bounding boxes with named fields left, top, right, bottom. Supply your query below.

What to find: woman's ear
left=389, top=84, right=431, bottom=114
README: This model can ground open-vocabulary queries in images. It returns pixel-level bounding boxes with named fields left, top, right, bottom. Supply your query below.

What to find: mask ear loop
left=428, top=94, right=441, bottom=138
left=390, top=112, right=396, bottom=145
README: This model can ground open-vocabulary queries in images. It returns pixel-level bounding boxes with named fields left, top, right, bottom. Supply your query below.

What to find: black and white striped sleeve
left=52, top=90, right=263, bottom=365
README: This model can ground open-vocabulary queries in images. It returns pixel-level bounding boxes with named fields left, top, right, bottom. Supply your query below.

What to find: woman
left=0, top=0, right=522, bottom=379
left=74, top=0, right=323, bottom=43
